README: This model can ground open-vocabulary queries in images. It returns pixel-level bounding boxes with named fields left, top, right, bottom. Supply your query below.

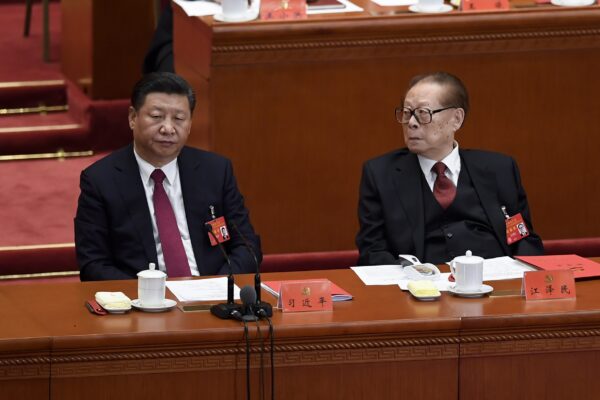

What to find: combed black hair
left=131, top=72, right=196, bottom=113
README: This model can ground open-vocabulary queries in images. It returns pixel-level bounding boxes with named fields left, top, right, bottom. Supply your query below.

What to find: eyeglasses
left=395, top=106, right=456, bottom=125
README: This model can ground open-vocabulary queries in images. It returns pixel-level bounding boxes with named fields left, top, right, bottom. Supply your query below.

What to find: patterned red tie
left=432, top=162, right=456, bottom=210
left=150, top=169, right=191, bottom=277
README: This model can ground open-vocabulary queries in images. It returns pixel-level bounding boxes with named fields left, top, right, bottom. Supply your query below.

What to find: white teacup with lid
left=450, top=250, right=484, bottom=292
left=218, top=0, right=260, bottom=21
left=137, top=263, right=166, bottom=307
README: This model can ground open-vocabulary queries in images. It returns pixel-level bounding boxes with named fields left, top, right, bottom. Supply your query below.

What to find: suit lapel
left=113, top=145, right=158, bottom=264
left=461, top=151, right=510, bottom=255
left=392, top=152, right=425, bottom=260
left=178, top=148, right=207, bottom=268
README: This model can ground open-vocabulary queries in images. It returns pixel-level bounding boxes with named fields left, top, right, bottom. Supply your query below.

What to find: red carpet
left=0, top=153, right=108, bottom=276
left=0, top=3, right=62, bottom=81
left=0, top=80, right=67, bottom=109
left=0, top=153, right=106, bottom=247
left=0, top=2, right=137, bottom=278
left=0, top=2, right=131, bottom=156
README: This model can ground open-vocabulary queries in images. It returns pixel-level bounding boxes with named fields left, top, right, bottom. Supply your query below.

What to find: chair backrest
left=261, top=238, right=600, bottom=273
left=3, top=238, right=600, bottom=283
left=0, top=244, right=79, bottom=284
left=543, top=237, right=600, bottom=257
left=261, top=250, right=358, bottom=273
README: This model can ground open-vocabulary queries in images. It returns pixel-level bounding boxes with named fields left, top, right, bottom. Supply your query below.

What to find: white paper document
left=352, top=264, right=454, bottom=290
left=307, top=0, right=363, bottom=14
left=351, top=264, right=409, bottom=285
left=477, top=256, right=536, bottom=281
left=370, top=0, right=416, bottom=6
left=352, top=257, right=534, bottom=292
left=174, top=0, right=362, bottom=17
left=173, top=0, right=221, bottom=17
left=398, top=274, right=453, bottom=291
left=166, top=277, right=241, bottom=302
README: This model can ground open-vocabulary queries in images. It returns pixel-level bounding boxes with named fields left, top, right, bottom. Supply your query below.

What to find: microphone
left=231, top=222, right=273, bottom=318
left=240, top=285, right=258, bottom=322
left=205, top=223, right=242, bottom=319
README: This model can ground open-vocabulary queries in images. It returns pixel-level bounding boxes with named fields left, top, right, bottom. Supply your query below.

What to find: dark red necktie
left=432, top=162, right=456, bottom=210
left=150, top=169, right=191, bottom=277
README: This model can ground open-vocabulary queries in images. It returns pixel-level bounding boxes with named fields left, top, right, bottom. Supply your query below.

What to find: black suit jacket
left=75, top=145, right=261, bottom=281
left=142, top=4, right=173, bottom=74
left=356, top=148, right=543, bottom=265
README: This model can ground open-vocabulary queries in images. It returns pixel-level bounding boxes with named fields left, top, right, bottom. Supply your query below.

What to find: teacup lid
left=453, top=250, right=484, bottom=264
left=137, top=263, right=166, bottom=279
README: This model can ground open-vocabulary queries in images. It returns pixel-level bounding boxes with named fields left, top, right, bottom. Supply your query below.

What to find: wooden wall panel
left=61, top=0, right=155, bottom=99
left=60, top=0, right=92, bottom=91
left=176, top=6, right=600, bottom=254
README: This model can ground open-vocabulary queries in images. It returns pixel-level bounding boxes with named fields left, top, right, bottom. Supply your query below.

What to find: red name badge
left=505, top=213, right=530, bottom=245
left=206, top=216, right=231, bottom=246
left=280, top=279, right=333, bottom=313
left=524, top=270, right=576, bottom=300
left=461, top=0, right=509, bottom=11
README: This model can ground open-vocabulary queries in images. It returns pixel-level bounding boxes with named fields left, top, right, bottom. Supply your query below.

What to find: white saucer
left=132, top=299, right=177, bottom=313
left=103, top=305, right=131, bottom=314
left=408, top=4, right=453, bottom=13
left=411, top=294, right=441, bottom=301
left=213, top=12, right=258, bottom=23
left=551, top=0, right=594, bottom=6
left=449, top=284, right=493, bottom=298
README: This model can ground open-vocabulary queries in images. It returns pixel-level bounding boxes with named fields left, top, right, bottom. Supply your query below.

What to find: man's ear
left=453, top=108, right=465, bottom=131
left=128, top=106, right=137, bottom=130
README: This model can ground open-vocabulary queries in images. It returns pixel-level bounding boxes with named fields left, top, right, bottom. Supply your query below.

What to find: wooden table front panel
left=459, top=277, right=600, bottom=400
left=174, top=6, right=600, bottom=254
left=0, top=271, right=460, bottom=400
left=49, top=335, right=457, bottom=400
left=0, top=290, right=51, bottom=400
left=3, top=269, right=600, bottom=399
left=460, top=339, right=600, bottom=400
left=0, top=347, right=50, bottom=400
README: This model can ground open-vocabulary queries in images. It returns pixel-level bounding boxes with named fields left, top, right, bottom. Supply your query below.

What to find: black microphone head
left=204, top=222, right=213, bottom=233
left=240, top=285, right=257, bottom=306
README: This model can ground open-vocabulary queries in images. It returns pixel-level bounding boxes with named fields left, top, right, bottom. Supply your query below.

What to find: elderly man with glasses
left=356, top=72, right=543, bottom=266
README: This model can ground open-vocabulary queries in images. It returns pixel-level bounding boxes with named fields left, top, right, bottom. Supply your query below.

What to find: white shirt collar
left=417, top=141, right=461, bottom=185
left=133, top=149, right=178, bottom=186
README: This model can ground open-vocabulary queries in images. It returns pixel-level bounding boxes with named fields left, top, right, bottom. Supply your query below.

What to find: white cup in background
left=418, top=0, right=444, bottom=11
left=137, top=263, right=166, bottom=307
left=450, top=250, right=484, bottom=292
left=222, top=0, right=250, bottom=19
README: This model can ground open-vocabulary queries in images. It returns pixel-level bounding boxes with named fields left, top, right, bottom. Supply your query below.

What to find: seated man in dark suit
left=75, top=72, right=261, bottom=280
left=143, top=3, right=174, bottom=74
left=356, top=72, right=543, bottom=265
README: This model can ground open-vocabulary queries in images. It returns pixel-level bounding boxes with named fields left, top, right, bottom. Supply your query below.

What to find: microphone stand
left=205, top=224, right=242, bottom=319
left=231, top=222, right=273, bottom=317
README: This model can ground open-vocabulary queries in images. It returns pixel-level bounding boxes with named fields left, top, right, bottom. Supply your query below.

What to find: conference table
left=2, top=263, right=600, bottom=399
